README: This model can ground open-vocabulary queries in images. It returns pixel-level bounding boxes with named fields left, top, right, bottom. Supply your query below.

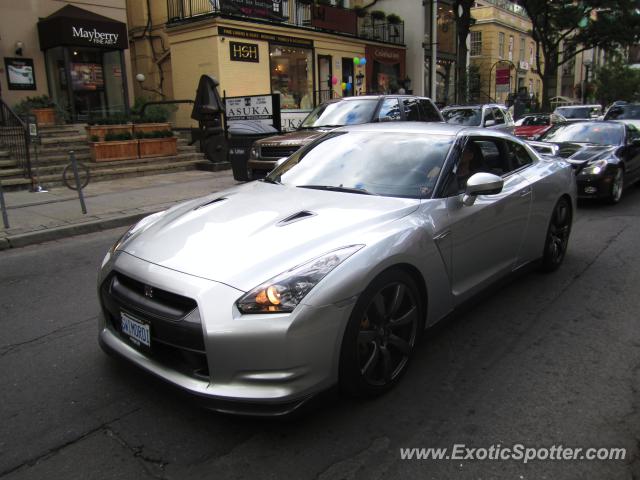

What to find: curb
left=0, top=211, right=160, bottom=251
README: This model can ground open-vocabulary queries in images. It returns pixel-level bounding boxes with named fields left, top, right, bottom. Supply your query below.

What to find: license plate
left=120, top=312, right=151, bottom=348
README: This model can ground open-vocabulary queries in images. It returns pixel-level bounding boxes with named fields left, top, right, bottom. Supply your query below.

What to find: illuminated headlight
left=249, top=145, right=260, bottom=159
left=236, top=245, right=363, bottom=314
left=579, top=159, right=608, bottom=176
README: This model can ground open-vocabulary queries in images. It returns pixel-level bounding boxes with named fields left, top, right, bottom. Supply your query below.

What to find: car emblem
left=144, top=285, right=154, bottom=298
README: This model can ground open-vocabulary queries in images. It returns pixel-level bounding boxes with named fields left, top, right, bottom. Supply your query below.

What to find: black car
left=528, top=121, right=640, bottom=203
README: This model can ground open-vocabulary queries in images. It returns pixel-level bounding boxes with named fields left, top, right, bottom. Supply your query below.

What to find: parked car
left=528, top=120, right=640, bottom=203
left=242, top=95, right=443, bottom=180
left=553, top=104, right=602, bottom=122
left=98, top=123, right=575, bottom=415
left=514, top=113, right=566, bottom=140
left=603, top=103, right=640, bottom=129
left=441, top=104, right=515, bottom=133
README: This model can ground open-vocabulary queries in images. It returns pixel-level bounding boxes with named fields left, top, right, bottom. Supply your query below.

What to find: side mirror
left=484, top=119, right=496, bottom=127
left=462, top=172, right=504, bottom=206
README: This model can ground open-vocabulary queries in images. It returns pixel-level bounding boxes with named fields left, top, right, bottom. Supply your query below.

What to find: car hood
left=254, top=129, right=329, bottom=148
left=120, top=181, right=419, bottom=291
left=514, top=125, right=548, bottom=137
left=546, top=142, right=616, bottom=164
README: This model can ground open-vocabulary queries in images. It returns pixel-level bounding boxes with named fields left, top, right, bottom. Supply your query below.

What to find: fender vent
left=277, top=210, right=316, bottom=226
left=194, top=197, right=226, bottom=210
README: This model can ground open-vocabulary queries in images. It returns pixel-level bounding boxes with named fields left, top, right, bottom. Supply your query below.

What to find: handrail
left=0, top=99, right=32, bottom=183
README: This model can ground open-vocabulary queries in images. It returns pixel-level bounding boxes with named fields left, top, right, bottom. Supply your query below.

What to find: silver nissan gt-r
left=98, top=123, right=576, bottom=415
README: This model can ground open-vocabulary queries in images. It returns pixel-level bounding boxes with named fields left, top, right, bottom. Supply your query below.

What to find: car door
left=402, top=97, right=421, bottom=121
left=623, top=124, right=640, bottom=183
left=442, top=135, right=533, bottom=302
left=482, top=107, right=495, bottom=128
left=491, top=107, right=512, bottom=133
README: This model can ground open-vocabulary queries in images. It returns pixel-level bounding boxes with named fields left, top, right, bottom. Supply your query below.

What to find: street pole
left=431, top=0, right=438, bottom=102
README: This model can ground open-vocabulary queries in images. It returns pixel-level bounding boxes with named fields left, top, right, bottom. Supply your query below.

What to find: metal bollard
left=0, top=180, right=9, bottom=229
left=69, top=150, right=87, bottom=214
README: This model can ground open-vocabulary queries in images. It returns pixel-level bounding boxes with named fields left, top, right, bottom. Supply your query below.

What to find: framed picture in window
left=5, top=57, right=36, bottom=90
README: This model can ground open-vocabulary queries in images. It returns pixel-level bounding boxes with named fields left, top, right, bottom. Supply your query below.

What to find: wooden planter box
left=85, top=124, right=133, bottom=141
left=90, top=140, right=139, bottom=162
left=133, top=123, right=171, bottom=135
left=32, top=108, right=56, bottom=126
left=138, top=137, right=178, bottom=158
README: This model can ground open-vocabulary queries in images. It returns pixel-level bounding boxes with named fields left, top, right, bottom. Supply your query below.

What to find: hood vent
left=194, top=197, right=227, bottom=210
left=277, top=210, right=316, bottom=226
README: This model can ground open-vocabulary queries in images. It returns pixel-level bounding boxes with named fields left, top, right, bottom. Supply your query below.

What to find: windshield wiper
left=314, top=124, right=346, bottom=129
left=261, top=177, right=281, bottom=185
left=297, top=184, right=378, bottom=195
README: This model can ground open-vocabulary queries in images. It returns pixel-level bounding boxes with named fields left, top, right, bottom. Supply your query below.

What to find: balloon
left=353, top=57, right=360, bottom=65
left=346, top=82, right=352, bottom=90
left=360, top=57, right=367, bottom=66
left=331, top=75, right=338, bottom=85
left=341, top=82, right=347, bottom=90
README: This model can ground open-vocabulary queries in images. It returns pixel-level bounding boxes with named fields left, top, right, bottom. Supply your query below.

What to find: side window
left=377, top=98, right=402, bottom=122
left=493, top=107, right=505, bottom=125
left=417, top=99, right=442, bottom=122
left=483, top=108, right=494, bottom=126
left=403, top=98, right=421, bottom=121
left=627, top=125, right=640, bottom=143
left=445, top=138, right=503, bottom=195
left=506, top=140, right=534, bottom=170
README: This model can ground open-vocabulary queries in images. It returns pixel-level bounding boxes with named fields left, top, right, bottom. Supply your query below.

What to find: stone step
left=0, top=167, right=23, bottom=178
left=30, top=144, right=90, bottom=155
left=0, top=150, right=9, bottom=159
left=38, top=129, right=85, bottom=138
left=0, top=176, right=32, bottom=191
left=0, top=159, right=18, bottom=168
left=39, top=135, right=87, bottom=145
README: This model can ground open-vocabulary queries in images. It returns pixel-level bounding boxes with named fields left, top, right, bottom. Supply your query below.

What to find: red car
left=514, top=113, right=566, bottom=140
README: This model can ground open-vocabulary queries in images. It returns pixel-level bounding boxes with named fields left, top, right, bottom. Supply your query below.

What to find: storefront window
left=45, top=47, right=71, bottom=121
left=269, top=45, right=313, bottom=110
left=373, top=62, right=400, bottom=93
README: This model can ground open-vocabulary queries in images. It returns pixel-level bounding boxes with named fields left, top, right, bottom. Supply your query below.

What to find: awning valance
left=37, top=5, right=128, bottom=51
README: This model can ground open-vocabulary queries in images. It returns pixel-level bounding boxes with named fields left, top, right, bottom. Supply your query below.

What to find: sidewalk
left=0, top=170, right=239, bottom=250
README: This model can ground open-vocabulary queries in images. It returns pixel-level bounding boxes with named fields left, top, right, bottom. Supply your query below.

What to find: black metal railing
left=166, top=0, right=404, bottom=45
left=0, top=99, right=32, bottom=181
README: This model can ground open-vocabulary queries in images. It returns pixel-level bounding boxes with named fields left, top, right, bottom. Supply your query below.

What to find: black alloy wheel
left=540, top=197, right=572, bottom=272
left=609, top=167, right=624, bottom=204
left=340, top=269, right=423, bottom=396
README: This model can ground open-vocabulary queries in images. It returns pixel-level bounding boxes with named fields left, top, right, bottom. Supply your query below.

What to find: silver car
left=98, top=123, right=576, bottom=415
left=442, top=104, right=515, bottom=133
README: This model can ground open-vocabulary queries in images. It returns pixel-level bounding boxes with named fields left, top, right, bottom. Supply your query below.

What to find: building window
left=470, top=31, right=482, bottom=56
left=519, top=38, right=525, bottom=62
left=269, top=44, right=313, bottom=110
left=530, top=42, right=535, bottom=66
left=508, top=35, right=514, bottom=61
left=498, top=32, right=505, bottom=59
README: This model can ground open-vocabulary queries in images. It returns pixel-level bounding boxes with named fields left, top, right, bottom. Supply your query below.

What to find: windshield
left=266, top=131, right=454, bottom=198
left=604, top=104, right=640, bottom=120
left=555, top=107, right=591, bottom=119
left=539, top=123, right=624, bottom=145
left=442, top=108, right=482, bottom=126
left=300, top=99, right=379, bottom=128
left=521, top=115, right=549, bottom=126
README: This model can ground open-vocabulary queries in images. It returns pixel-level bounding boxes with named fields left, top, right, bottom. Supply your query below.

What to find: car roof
left=442, top=104, right=504, bottom=110
left=334, top=121, right=518, bottom=140
left=324, top=95, right=434, bottom=104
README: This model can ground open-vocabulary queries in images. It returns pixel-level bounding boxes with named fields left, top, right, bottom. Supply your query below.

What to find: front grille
left=100, top=272, right=208, bottom=379
left=260, top=145, right=300, bottom=159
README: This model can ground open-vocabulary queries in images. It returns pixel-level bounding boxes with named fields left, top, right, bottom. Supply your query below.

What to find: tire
left=607, top=167, right=624, bottom=204
left=62, top=162, right=90, bottom=190
left=539, top=197, right=572, bottom=273
left=339, top=268, right=424, bottom=397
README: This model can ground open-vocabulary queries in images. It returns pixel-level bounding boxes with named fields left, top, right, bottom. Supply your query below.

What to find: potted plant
left=13, top=95, right=57, bottom=126
left=131, top=97, right=174, bottom=135
left=90, top=132, right=138, bottom=162
left=85, top=114, right=133, bottom=141
left=137, top=130, right=178, bottom=158
left=353, top=5, right=367, bottom=17
left=386, top=13, right=402, bottom=24
left=371, top=10, right=386, bottom=21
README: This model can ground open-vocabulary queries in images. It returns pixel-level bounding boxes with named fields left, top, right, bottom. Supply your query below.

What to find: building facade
left=127, top=0, right=407, bottom=130
left=469, top=0, right=541, bottom=105
left=0, top=0, right=134, bottom=121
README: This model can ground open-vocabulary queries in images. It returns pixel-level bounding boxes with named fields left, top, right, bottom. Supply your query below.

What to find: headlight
left=250, top=145, right=260, bottom=159
left=579, top=159, right=608, bottom=176
left=109, top=210, right=166, bottom=254
left=236, top=245, right=363, bottom=314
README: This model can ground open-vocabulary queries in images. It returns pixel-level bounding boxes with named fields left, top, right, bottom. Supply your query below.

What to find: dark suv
left=244, top=95, right=442, bottom=178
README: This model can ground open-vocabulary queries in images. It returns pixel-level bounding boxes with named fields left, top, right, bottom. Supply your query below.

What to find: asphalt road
left=1, top=187, right=640, bottom=480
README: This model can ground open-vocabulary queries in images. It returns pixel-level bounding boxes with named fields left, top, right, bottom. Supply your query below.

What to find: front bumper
left=576, top=173, right=615, bottom=199
left=98, top=251, right=353, bottom=415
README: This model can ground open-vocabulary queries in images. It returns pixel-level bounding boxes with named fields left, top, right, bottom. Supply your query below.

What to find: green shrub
left=371, top=10, right=386, bottom=21
left=104, top=132, right=133, bottom=141
left=90, top=135, right=100, bottom=142
left=386, top=13, right=402, bottom=24
left=353, top=5, right=367, bottom=17
left=131, top=96, right=176, bottom=123
left=13, top=95, right=56, bottom=116
left=139, top=130, right=174, bottom=139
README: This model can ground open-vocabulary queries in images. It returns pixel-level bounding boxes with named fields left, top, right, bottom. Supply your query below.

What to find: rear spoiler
left=526, top=141, right=559, bottom=156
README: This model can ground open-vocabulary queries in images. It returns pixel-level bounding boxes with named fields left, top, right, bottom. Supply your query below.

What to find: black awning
left=37, top=5, right=128, bottom=51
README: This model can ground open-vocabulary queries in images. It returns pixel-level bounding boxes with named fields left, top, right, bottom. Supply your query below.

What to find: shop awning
left=37, top=5, right=128, bottom=51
